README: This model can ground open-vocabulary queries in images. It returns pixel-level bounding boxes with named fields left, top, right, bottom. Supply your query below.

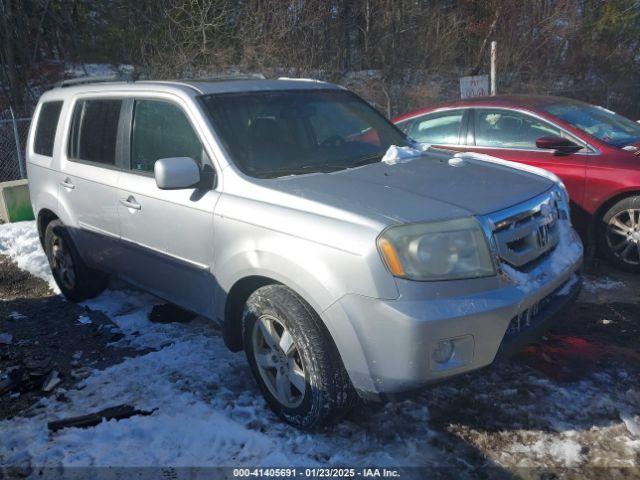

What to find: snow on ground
left=0, top=221, right=639, bottom=474
left=0, top=221, right=59, bottom=293
left=583, top=276, right=625, bottom=292
left=0, top=222, right=444, bottom=469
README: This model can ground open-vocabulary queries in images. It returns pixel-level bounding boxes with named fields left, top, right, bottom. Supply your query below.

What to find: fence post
left=9, top=106, right=26, bottom=179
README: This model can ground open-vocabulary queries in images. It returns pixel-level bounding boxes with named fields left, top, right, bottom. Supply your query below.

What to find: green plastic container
left=1, top=182, right=35, bottom=222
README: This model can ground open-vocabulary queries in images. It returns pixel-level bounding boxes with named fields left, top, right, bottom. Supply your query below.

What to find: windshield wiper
left=300, top=154, right=385, bottom=172
left=253, top=154, right=387, bottom=178
left=350, top=153, right=384, bottom=166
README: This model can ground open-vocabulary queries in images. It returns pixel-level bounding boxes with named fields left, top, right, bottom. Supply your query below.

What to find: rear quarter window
left=68, top=99, right=123, bottom=166
left=33, top=101, right=63, bottom=156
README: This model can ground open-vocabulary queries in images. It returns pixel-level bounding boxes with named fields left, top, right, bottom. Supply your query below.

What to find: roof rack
left=56, top=74, right=134, bottom=88
left=187, top=73, right=267, bottom=82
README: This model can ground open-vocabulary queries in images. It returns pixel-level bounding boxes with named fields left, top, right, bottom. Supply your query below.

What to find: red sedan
left=393, top=95, right=640, bottom=272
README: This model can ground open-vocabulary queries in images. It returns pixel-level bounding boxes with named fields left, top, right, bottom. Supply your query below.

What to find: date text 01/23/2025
left=233, top=468, right=401, bottom=478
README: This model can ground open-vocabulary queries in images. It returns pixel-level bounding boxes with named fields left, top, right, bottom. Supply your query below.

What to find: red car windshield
left=543, top=102, right=640, bottom=148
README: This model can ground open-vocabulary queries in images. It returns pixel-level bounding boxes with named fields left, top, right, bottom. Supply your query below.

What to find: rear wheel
left=44, top=220, right=107, bottom=301
left=242, top=284, right=357, bottom=429
left=598, top=196, right=640, bottom=272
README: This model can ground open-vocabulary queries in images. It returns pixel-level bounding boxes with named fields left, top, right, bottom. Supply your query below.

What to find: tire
left=597, top=195, right=640, bottom=273
left=242, top=284, right=357, bottom=429
left=44, top=220, right=107, bottom=301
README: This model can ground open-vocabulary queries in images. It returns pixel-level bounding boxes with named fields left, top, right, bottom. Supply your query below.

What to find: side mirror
left=154, top=157, right=201, bottom=190
left=536, top=136, right=582, bottom=155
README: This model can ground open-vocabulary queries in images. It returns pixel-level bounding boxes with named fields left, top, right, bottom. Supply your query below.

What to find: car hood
left=262, top=151, right=555, bottom=225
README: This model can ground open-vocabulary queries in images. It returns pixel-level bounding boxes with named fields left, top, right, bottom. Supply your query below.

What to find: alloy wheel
left=251, top=314, right=307, bottom=408
left=606, top=208, right=640, bottom=266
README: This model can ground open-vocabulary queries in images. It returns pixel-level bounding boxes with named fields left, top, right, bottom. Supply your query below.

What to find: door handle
left=120, top=196, right=141, bottom=210
left=60, top=178, right=75, bottom=190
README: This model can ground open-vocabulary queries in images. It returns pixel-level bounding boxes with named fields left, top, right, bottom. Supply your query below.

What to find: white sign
left=460, top=75, right=489, bottom=99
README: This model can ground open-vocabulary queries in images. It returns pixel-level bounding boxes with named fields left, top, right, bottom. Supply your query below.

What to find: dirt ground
left=0, top=252, right=639, bottom=477
left=0, top=255, right=145, bottom=420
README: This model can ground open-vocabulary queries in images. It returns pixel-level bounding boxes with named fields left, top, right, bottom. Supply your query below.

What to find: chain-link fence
left=0, top=112, right=31, bottom=182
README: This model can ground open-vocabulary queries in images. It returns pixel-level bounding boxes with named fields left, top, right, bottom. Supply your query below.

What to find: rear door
left=116, top=97, right=220, bottom=317
left=464, top=108, right=588, bottom=207
left=396, top=109, right=470, bottom=150
left=58, top=96, right=125, bottom=271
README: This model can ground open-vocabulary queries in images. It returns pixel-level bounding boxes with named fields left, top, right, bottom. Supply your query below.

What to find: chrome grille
left=487, top=192, right=561, bottom=269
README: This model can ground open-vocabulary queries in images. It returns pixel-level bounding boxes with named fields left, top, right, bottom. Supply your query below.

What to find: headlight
left=554, top=184, right=571, bottom=220
left=377, top=217, right=496, bottom=281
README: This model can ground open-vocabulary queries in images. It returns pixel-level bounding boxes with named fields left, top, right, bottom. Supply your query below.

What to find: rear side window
left=34, top=101, right=63, bottom=156
left=408, top=111, right=464, bottom=144
left=130, top=100, right=203, bottom=173
left=68, top=99, right=123, bottom=165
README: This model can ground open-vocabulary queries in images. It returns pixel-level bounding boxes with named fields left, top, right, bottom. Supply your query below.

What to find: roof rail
left=56, top=74, right=134, bottom=88
left=187, top=73, right=267, bottom=82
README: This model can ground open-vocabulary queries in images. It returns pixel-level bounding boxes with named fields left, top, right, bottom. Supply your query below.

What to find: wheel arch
left=220, top=271, right=371, bottom=396
left=219, top=263, right=335, bottom=350
left=589, top=189, right=640, bottom=251
left=36, top=208, right=59, bottom=247
left=222, top=275, right=277, bottom=352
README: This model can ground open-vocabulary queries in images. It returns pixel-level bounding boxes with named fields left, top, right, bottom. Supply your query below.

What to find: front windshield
left=201, top=89, right=409, bottom=178
left=542, top=101, right=640, bottom=148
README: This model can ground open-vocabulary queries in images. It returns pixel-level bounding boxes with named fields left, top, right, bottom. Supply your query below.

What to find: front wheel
left=242, top=284, right=357, bottom=429
left=44, top=220, right=107, bottom=301
left=597, top=196, right=640, bottom=272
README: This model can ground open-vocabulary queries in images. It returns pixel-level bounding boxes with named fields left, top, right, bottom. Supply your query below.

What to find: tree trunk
left=0, top=0, right=23, bottom=109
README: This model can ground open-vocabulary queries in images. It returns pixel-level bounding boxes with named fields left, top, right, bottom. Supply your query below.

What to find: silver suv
left=27, top=78, right=583, bottom=428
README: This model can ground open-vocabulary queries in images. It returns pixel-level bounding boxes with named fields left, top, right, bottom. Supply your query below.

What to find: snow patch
left=381, top=145, right=423, bottom=165
left=512, top=437, right=583, bottom=467
left=0, top=221, right=59, bottom=293
left=9, top=311, right=26, bottom=320
left=454, top=151, right=564, bottom=185
left=0, top=332, right=13, bottom=345
left=76, top=315, right=92, bottom=325
left=501, top=221, right=583, bottom=293
left=620, top=412, right=640, bottom=437
left=583, top=277, right=625, bottom=292
left=448, top=157, right=467, bottom=167
left=545, top=438, right=583, bottom=467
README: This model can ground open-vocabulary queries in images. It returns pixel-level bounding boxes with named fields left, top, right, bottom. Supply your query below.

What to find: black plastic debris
left=48, top=405, right=156, bottom=432
left=148, top=304, right=196, bottom=324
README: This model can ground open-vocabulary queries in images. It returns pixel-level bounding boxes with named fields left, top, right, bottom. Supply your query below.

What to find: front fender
left=212, top=216, right=397, bottom=393
left=215, top=249, right=341, bottom=321
left=214, top=250, right=375, bottom=394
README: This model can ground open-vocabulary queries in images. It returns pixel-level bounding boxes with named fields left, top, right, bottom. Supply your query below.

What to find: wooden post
left=490, top=41, right=497, bottom=96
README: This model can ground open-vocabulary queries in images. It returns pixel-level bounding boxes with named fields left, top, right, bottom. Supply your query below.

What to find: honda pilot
left=27, top=78, right=583, bottom=428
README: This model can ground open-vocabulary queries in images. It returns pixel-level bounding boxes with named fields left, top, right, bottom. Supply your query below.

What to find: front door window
left=131, top=100, right=204, bottom=172
left=474, top=109, right=562, bottom=149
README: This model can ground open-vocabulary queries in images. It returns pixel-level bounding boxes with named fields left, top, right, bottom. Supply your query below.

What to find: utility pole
left=490, top=41, right=497, bottom=96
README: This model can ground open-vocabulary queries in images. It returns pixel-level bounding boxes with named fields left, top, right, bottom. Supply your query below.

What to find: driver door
left=116, top=98, right=221, bottom=317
